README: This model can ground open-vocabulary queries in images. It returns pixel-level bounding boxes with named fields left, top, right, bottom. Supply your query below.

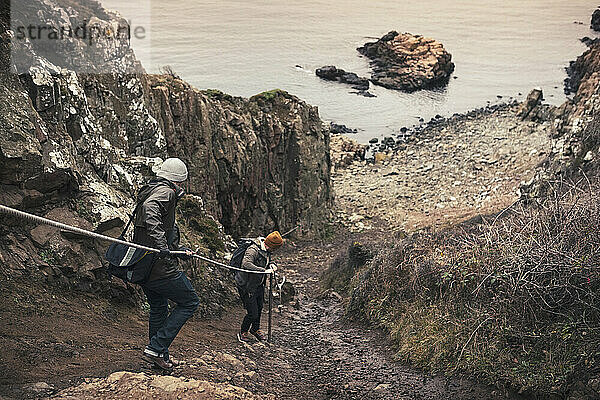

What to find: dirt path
left=1, top=233, right=520, bottom=399
left=187, top=239, right=520, bottom=400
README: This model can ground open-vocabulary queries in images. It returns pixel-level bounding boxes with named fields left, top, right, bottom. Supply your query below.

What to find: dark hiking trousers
left=141, top=272, right=199, bottom=357
left=238, top=284, right=264, bottom=333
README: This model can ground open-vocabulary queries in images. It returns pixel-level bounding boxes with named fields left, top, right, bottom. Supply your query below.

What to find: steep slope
left=0, top=0, right=332, bottom=302
left=146, top=79, right=332, bottom=238
left=523, top=41, right=600, bottom=197
left=329, top=41, right=600, bottom=398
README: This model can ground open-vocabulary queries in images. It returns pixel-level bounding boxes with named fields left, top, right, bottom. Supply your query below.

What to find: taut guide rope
left=0, top=204, right=273, bottom=275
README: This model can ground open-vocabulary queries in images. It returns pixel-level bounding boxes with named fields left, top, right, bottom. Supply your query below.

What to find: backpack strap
left=118, top=212, right=136, bottom=240
left=118, top=190, right=153, bottom=239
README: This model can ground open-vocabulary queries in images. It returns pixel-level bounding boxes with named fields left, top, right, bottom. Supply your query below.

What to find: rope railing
left=0, top=204, right=273, bottom=275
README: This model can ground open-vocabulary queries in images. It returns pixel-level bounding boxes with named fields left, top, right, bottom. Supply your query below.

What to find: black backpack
left=105, top=194, right=154, bottom=284
left=229, top=239, right=254, bottom=272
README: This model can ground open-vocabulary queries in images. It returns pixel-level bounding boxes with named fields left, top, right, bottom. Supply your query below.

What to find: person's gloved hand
left=269, top=263, right=278, bottom=272
left=176, top=247, right=195, bottom=261
left=157, top=248, right=170, bottom=259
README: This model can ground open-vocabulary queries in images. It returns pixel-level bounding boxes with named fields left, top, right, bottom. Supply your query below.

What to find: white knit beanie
left=154, top=158, right=188, bottom=182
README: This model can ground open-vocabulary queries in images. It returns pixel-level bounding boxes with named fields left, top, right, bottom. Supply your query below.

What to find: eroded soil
left=1, top=233, right=520, bottom=399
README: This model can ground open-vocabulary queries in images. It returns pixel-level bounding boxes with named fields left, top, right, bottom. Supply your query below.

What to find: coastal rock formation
left=315, top=66, right=374, bottom=96
left=146, top=81, right=333, bottom=238
left=516, top=88, right=544, bottom=120
left=564, top=41, right=600, bottom=95
left=0, top=0, right=332, bottom=305
left=316, top=66, right=369, bottom=90
left=524, top=41, right=600, bottom=198
left=329, top=123, right=357, bottom=135
left=329, top=135, right=367, bottom=172
left=358, top=31, right=455, bottom=92
left=10, top=0, right=143, bottom=75
left=591, top=9, right=600, bottom=31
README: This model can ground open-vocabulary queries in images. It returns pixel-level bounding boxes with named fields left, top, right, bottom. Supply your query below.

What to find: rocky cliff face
left=146, top=79, right=332, bottom=238
left=522, top=42, right=600, bottom=198
left=0, top=0, right=332, bottom=305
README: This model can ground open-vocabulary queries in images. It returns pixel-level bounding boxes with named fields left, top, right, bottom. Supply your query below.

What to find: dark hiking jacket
left=235, top=238, right=270, bottom=294
left=133, top=178, right=184, bottom=282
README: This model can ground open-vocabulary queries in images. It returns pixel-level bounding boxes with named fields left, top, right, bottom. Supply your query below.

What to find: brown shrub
left=346, top=178, right=600, bottom=396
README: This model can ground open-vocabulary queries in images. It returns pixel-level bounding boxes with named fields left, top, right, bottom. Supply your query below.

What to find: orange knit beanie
left=264, top=231, right=283, bottom=250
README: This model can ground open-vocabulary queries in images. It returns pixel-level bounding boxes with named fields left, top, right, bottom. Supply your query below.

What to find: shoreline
left=331, top=100, right=554, bottom=233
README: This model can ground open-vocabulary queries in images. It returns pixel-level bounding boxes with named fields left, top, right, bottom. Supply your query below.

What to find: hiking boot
left=251, top=330, right=266, bottom=341
left=142, top=348, right=173, bottom=370
left=237, top=332, right=252, bottom=343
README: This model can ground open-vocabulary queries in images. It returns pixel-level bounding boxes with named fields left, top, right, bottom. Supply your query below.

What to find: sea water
left=101, top=0, right=599, bottom=143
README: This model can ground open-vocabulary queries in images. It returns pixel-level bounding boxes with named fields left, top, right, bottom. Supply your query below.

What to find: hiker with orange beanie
left=233, top=231, right=283, bottom=342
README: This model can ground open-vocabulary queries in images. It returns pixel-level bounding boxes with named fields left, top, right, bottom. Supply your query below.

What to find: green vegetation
left=39, top=248, right=60, bottom=266
left=177, top=195, right=225, bottom=255
left=250, top=89, right=287, bottom=102
left=321, top=242, right=372, bottom=295
left=201, top=89, right=234, bottom=102
left=326, top=180, right=600, bottom=396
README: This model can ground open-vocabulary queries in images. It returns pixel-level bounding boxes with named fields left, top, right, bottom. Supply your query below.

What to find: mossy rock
left=321, top=241, right=373, bottom=295
left=201, top=89, right=234, bottom=102
left=177, top=196, right=225, bottom=255
left=250, top=89, right=289, bottom=102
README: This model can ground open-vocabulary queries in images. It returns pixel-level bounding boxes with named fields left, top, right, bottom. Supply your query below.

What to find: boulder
left=591, top=9, right=600, bottom=31
left=330, top=135, right=368, bottom=171
left=316, top=65, right=370, bottom=92
left=516, top=88, right=543, bottom=120
left=279, top=281, right=296, bottom=304
left=329, top=123, right=357, bottom=135
left=358, top=31, right=455, bottom=91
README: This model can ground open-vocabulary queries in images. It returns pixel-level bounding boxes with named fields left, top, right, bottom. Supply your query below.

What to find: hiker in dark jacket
left=133, top=158, right=199, bottom=370
left=235, top=231, right=283, bottom=342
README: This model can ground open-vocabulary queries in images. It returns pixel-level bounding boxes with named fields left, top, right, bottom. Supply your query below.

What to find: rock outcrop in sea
left=358, top=31, right=455, bottom=92
left=591, top=9, right=600, bottom=31
left=315, top=66, right=374, bottom=97
left=523, top=40, right=600, bottom=198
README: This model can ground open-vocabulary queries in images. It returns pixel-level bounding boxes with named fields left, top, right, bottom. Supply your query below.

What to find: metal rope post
left=268, top=271, right=273, bottom=343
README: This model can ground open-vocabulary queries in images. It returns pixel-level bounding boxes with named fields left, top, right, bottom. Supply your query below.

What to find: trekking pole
left=268, top=271, right=273, bottom=343
left=281, top=226, right=300, bottom=238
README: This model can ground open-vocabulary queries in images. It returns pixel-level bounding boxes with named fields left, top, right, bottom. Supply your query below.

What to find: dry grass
left=344, top=178, right=600, bottom=396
